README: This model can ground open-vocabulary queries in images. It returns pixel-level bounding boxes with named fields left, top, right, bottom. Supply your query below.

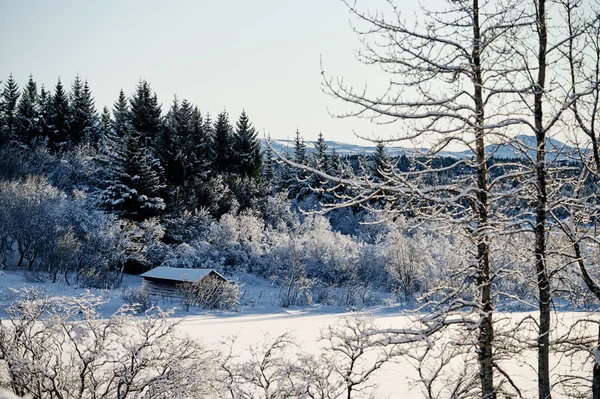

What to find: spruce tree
left=278, top=146, right=295, bottom=193
left=158, top=96, right=191, bottom=187
left=38, top=85, right=52, bottom=143
left=129, top=79, right=161, bottom=145
left=48, top=78, right=71, bottom=151
left=186, top=108, right=213, bottom=179
left=213, top=111, right=233, bottom=173
left=288, top=129, right=310, bottom=201
left=263, top=135, right=276, bottom=184
left=309, top=132, right=330, bottom=203
left=70, top=76, right=99, bottom=145
left=0, top=74, right=20, bottom=145
left=293, top=129, right=307, bottom=166
left=233, top=110, right=262, bottom=179
left=371, top=141, right=391, bottom=181
left=16, top=74, right=40, bottom=144
left=113, top=89, right=130, bottom=137
left=99, top=106, right=112, bottom=145
left=101, top=128, right=166, bottom=220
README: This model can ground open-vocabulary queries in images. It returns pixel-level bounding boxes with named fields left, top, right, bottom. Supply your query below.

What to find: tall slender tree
left=233, top=110, right=262, bottom=179
left=113, top=89, right=130, bottom=138
left=101, top=128, right=165, bottom=220
left=48, top=78, right=71, bottom=151
left=0, top=74, right=20, bottom=145
left=70, top=76, right=99, bottom=145
left=37, top=85, right=52, bottom=143
left=15, top=74, right=40, bottom=144
left=263, top=134, right=276, bottom=185
left=213, top=111, right=234, bottom=173
left=129, top=79, right=161, bottom=145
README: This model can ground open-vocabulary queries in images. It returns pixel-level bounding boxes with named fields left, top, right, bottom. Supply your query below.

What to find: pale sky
left=0, top=0, right=405, bottom=145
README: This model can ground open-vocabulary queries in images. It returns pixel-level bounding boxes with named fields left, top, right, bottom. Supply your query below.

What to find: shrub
left=180, top=276, right=241, bottom=311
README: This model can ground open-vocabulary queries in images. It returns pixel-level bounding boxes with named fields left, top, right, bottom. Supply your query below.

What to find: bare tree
left=0, top=288, right=216, bottom=399
left=271, top=0, right=536, bottom=396
left=550, top=1, right=600, bottom=396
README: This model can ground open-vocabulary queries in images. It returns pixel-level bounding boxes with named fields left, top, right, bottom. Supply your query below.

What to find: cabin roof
left=140, top=267, right=227, bottom=283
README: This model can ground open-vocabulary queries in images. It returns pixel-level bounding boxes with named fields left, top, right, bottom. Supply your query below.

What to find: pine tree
left=293, top=129, right=307, bottom=166
left=101, top=128, right=166, bottom=220
left=288, top=129, right=310, bottom=201
left=278, top=146, right=295, bottom=193
left=371, top=141, right=391, bottom=181
left=263, top=135, right=276, bottom=184
left=16, top=74, right=40, bottom=144
left=0, top=74, right=20, bottom=145
left=70, top=76, right=99, bottom=145
left=99, top=106, right=112, bottom=145
left=38, top=85, right=52, bottom=143
left=313, top=131, right=328, bottom=169
left=309, top=132, right=330, bottom=203
left=129, top=79, right=161, bottom=145
left=213, top=111, right=233, bottom=173
left=48, top=78, right=71, bottom=151
left=233, top=110, right=262, bottom=179
left=186, top=108, right=213, bottom=179
left=158, top=96, right=191, bottom=187
left=113, top=89, right=130, bottom=138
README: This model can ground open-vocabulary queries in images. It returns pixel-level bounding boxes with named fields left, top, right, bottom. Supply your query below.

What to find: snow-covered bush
left=0, top=288, right=217, bottom=399
left=121, top=285, right=151, bottom=313
left=180, top=276, right=241, bottom=311
left=384, top=229, right=432, bottom=303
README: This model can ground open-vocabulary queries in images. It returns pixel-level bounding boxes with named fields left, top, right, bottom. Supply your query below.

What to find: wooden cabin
left=140, top=267, right=228, bottom=299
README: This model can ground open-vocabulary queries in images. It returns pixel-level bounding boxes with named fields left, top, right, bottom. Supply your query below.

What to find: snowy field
left=0, top=270, right=596, bottom=398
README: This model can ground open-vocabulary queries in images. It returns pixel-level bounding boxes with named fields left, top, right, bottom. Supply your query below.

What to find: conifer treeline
left=0, top=73, right=374, bottom=221
left=0, top=74, right=268, bottom=219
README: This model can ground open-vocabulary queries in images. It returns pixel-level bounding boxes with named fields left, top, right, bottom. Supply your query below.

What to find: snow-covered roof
left=141, top=267, right=227, bottom=283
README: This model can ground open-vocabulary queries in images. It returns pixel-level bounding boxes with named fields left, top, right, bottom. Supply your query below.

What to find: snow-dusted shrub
left=0, top=288, right=217, bottom=399
left=163, top=208, right=212, bottom=244
left=180, top=276, right=241, bottom=311
left=0, top=175, right=65, bottom=270
left=384, top=229, right=432, bottom=303
left=260, top=192, right=299, bottom=231
left=301, top=215, right=361, bottom=284
left=121, top=285, right=151, bottom=313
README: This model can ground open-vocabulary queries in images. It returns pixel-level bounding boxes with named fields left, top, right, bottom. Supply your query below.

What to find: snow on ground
left=0, top=270, right=596, bottom=398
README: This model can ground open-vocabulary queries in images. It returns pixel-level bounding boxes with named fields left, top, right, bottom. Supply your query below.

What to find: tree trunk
left=534, top=1, right=551, bottom=397
left=472, top=0, right=495, bottom=397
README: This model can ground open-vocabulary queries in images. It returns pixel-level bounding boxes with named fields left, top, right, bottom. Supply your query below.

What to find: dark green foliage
left=16, top=74, right=40, bottom=144
left=263, top=135, right=276, bottom=184
left=38, top=85, right=52, bottom=142
left=101, top=129, right=165, bottom=220
left=213, top=111, right=234, bottom=173
left=186, top=108, right=213, bottom=179
left=294, top=129, right=307, bottom=166
left=157, top=96, right=187, bottom=187
left=129, top=80, right=161, bottom=144
left=371, top=141, right=391, bottom=181
left=48, top=78, right=71, bottom=151
left=0, top=74, right=20, bottom=145
left=113, top=89, right=130, bottom=138
left=309, top=132, right=332, bottom=204
left=70, top=75, right=99, bottom=146
left=233, top=110, right=262, bottom=179
left=287, top=129, right=311, bottom=201
left=313, top=132, right=328, bottom=169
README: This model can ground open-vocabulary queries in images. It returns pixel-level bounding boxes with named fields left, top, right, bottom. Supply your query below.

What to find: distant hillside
left=262, top=135, right=584, bottom=160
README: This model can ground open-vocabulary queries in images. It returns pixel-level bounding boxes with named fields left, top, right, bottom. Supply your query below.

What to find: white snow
left=0, top=271, right=596, bottom=398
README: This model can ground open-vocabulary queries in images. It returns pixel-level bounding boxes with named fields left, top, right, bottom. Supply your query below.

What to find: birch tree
left=272, top=0, right=533, bottom=397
